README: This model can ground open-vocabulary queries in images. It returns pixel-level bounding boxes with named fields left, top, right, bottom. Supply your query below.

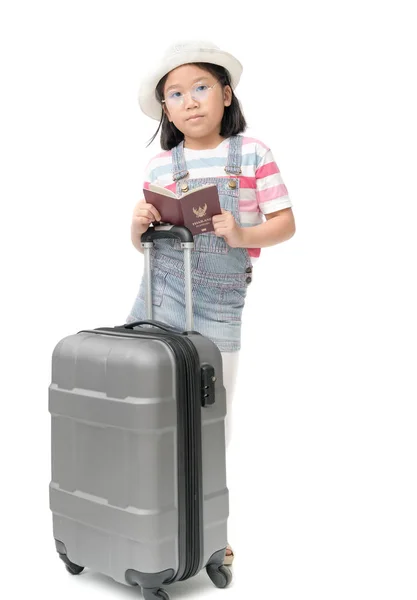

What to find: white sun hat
left=138, top=40, right=243, bottom=121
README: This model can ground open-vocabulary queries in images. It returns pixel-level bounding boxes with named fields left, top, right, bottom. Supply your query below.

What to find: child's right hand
left=131, top=200, right=162, bottom=240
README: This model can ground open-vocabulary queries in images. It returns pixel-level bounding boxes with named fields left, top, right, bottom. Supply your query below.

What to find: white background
left=1, top=1, right=416, bottom=598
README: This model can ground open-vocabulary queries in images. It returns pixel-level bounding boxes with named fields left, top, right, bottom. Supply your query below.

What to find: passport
left=143, top=182, right=222, bottom=236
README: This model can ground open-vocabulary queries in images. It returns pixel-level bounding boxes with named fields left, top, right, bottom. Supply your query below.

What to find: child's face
left=162, top=64, right=232, bottom=140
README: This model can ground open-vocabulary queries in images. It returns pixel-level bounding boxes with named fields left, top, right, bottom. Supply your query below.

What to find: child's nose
left=183, top=91, right=199, bottom=109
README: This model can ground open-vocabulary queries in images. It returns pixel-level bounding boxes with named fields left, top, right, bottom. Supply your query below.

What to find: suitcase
left=49, top=225, right=232, bottom=600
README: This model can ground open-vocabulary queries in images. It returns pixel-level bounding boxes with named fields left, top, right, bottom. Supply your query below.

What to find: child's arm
left=240, top=208, right=296, bottom=248
left=237, top=141, right=295, bottom=248
left=212, top=207, right=295, bottom=248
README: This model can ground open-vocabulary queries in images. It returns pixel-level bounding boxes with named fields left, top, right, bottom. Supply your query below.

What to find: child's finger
left=136, top=209, right=155, bottom=222
left=214, top=225, right=228, bottom=237
left=146, top=204, right=162, bottom=221
left=136, top=216, right=152, bottom=226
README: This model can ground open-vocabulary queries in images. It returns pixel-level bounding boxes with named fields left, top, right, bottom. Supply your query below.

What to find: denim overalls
left=127, top=134, right=253, bottom=352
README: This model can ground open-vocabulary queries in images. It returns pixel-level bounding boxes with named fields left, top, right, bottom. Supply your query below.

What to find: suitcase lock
left=201, top=363, right=216, bottom=407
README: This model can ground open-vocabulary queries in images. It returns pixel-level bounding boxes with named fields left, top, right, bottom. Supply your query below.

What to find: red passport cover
left=143, top=185, right=222, bottom=235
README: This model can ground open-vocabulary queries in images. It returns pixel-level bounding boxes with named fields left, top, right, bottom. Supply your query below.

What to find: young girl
left=127, top=40, right=296, bottom=565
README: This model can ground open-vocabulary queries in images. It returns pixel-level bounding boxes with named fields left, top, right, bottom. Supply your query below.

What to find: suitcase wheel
left=206, top=564, right=233, bottom=588
left=58, top=553, right=84, bottom=575
left=65, top=563, right=84, bottom=576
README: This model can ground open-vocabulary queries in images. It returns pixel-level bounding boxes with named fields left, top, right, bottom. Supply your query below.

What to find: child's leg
left=221, top=350, right=240, bottom=564
left=220, top=351, right=240, bottom=448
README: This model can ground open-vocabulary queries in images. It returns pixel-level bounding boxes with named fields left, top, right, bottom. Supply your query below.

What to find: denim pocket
left=194, top=232, right=229, bottom=254
left=220, top=286, right=247, bottom=321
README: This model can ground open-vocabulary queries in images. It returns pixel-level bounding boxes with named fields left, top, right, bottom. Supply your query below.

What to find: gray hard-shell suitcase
left=49, top=226, right=232, bottom=600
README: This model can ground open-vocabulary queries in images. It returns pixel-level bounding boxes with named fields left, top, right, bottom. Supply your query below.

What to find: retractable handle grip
left=141, top=224, right=194, bottom=244
left=140, top=224, right=195, bottom=331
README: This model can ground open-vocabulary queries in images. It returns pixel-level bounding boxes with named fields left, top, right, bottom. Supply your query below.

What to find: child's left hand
left=212, top=209, right=245, bottom=248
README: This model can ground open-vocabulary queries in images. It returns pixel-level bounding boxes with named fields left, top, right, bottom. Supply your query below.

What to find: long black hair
left=146, top=62, right=247, bottom=150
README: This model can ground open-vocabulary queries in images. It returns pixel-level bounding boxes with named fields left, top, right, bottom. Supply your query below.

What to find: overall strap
left=224, top=135, right=243, bottom=175
left=171, top=140, right=189, bottom=182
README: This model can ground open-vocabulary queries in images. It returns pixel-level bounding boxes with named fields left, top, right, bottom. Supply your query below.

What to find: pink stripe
left=240, top=198, right=259, bottom=211
left=248, top=248, right=261, bottom=258
left=165, top=181, right=177, bottom=193
left=241, top=136, right=269, bottom=150
left=143, top=180, right=176, bottom=192
left=257, top=184, right=289, bottom=204
left=239, top=176, right=256, bottom=189
left=256, top=161, right=280, bottom=179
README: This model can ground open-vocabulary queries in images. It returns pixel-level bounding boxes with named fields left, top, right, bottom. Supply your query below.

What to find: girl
left=127, top=40, right=296, bottom=566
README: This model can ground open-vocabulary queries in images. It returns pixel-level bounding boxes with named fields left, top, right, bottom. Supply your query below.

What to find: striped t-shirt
left=143, top=136, right=292, bottom=259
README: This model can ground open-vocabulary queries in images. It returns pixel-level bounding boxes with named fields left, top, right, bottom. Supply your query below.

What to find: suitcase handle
left=140, top=224, right=195, bottom=331
left=122, top=320, right=186, bottom=334
left=141, top=224, right=194, bottom=244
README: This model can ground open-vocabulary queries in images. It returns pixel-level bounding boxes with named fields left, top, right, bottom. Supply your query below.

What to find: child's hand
left=131, top=200, right=161, bottom=239
left=212, top=209, right=245, bottom=248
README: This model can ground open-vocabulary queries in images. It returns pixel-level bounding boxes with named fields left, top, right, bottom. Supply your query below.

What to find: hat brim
left=138, top=48, right=243, bottom=121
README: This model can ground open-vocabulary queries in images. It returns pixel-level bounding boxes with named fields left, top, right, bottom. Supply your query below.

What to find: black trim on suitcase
left=79, top=327, right=205, bottom=583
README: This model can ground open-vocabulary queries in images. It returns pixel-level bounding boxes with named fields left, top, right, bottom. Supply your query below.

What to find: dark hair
left=146, top=62, right=247, bottom=150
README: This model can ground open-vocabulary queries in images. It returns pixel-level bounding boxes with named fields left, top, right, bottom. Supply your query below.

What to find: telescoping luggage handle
left=140, top=224, right=195, bottom=331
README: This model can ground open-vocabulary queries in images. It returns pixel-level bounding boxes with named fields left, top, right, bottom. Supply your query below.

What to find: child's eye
left=168, top=91, right=182, bottom=99
left=195, top=85, right=208, bottom=92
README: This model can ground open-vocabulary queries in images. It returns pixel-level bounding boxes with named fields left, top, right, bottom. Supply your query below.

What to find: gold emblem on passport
left=192, top=203, right=208, bottom=218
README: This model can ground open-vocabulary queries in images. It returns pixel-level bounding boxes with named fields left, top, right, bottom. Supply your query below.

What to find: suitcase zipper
left=79, top=328, right=204, bottom=581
